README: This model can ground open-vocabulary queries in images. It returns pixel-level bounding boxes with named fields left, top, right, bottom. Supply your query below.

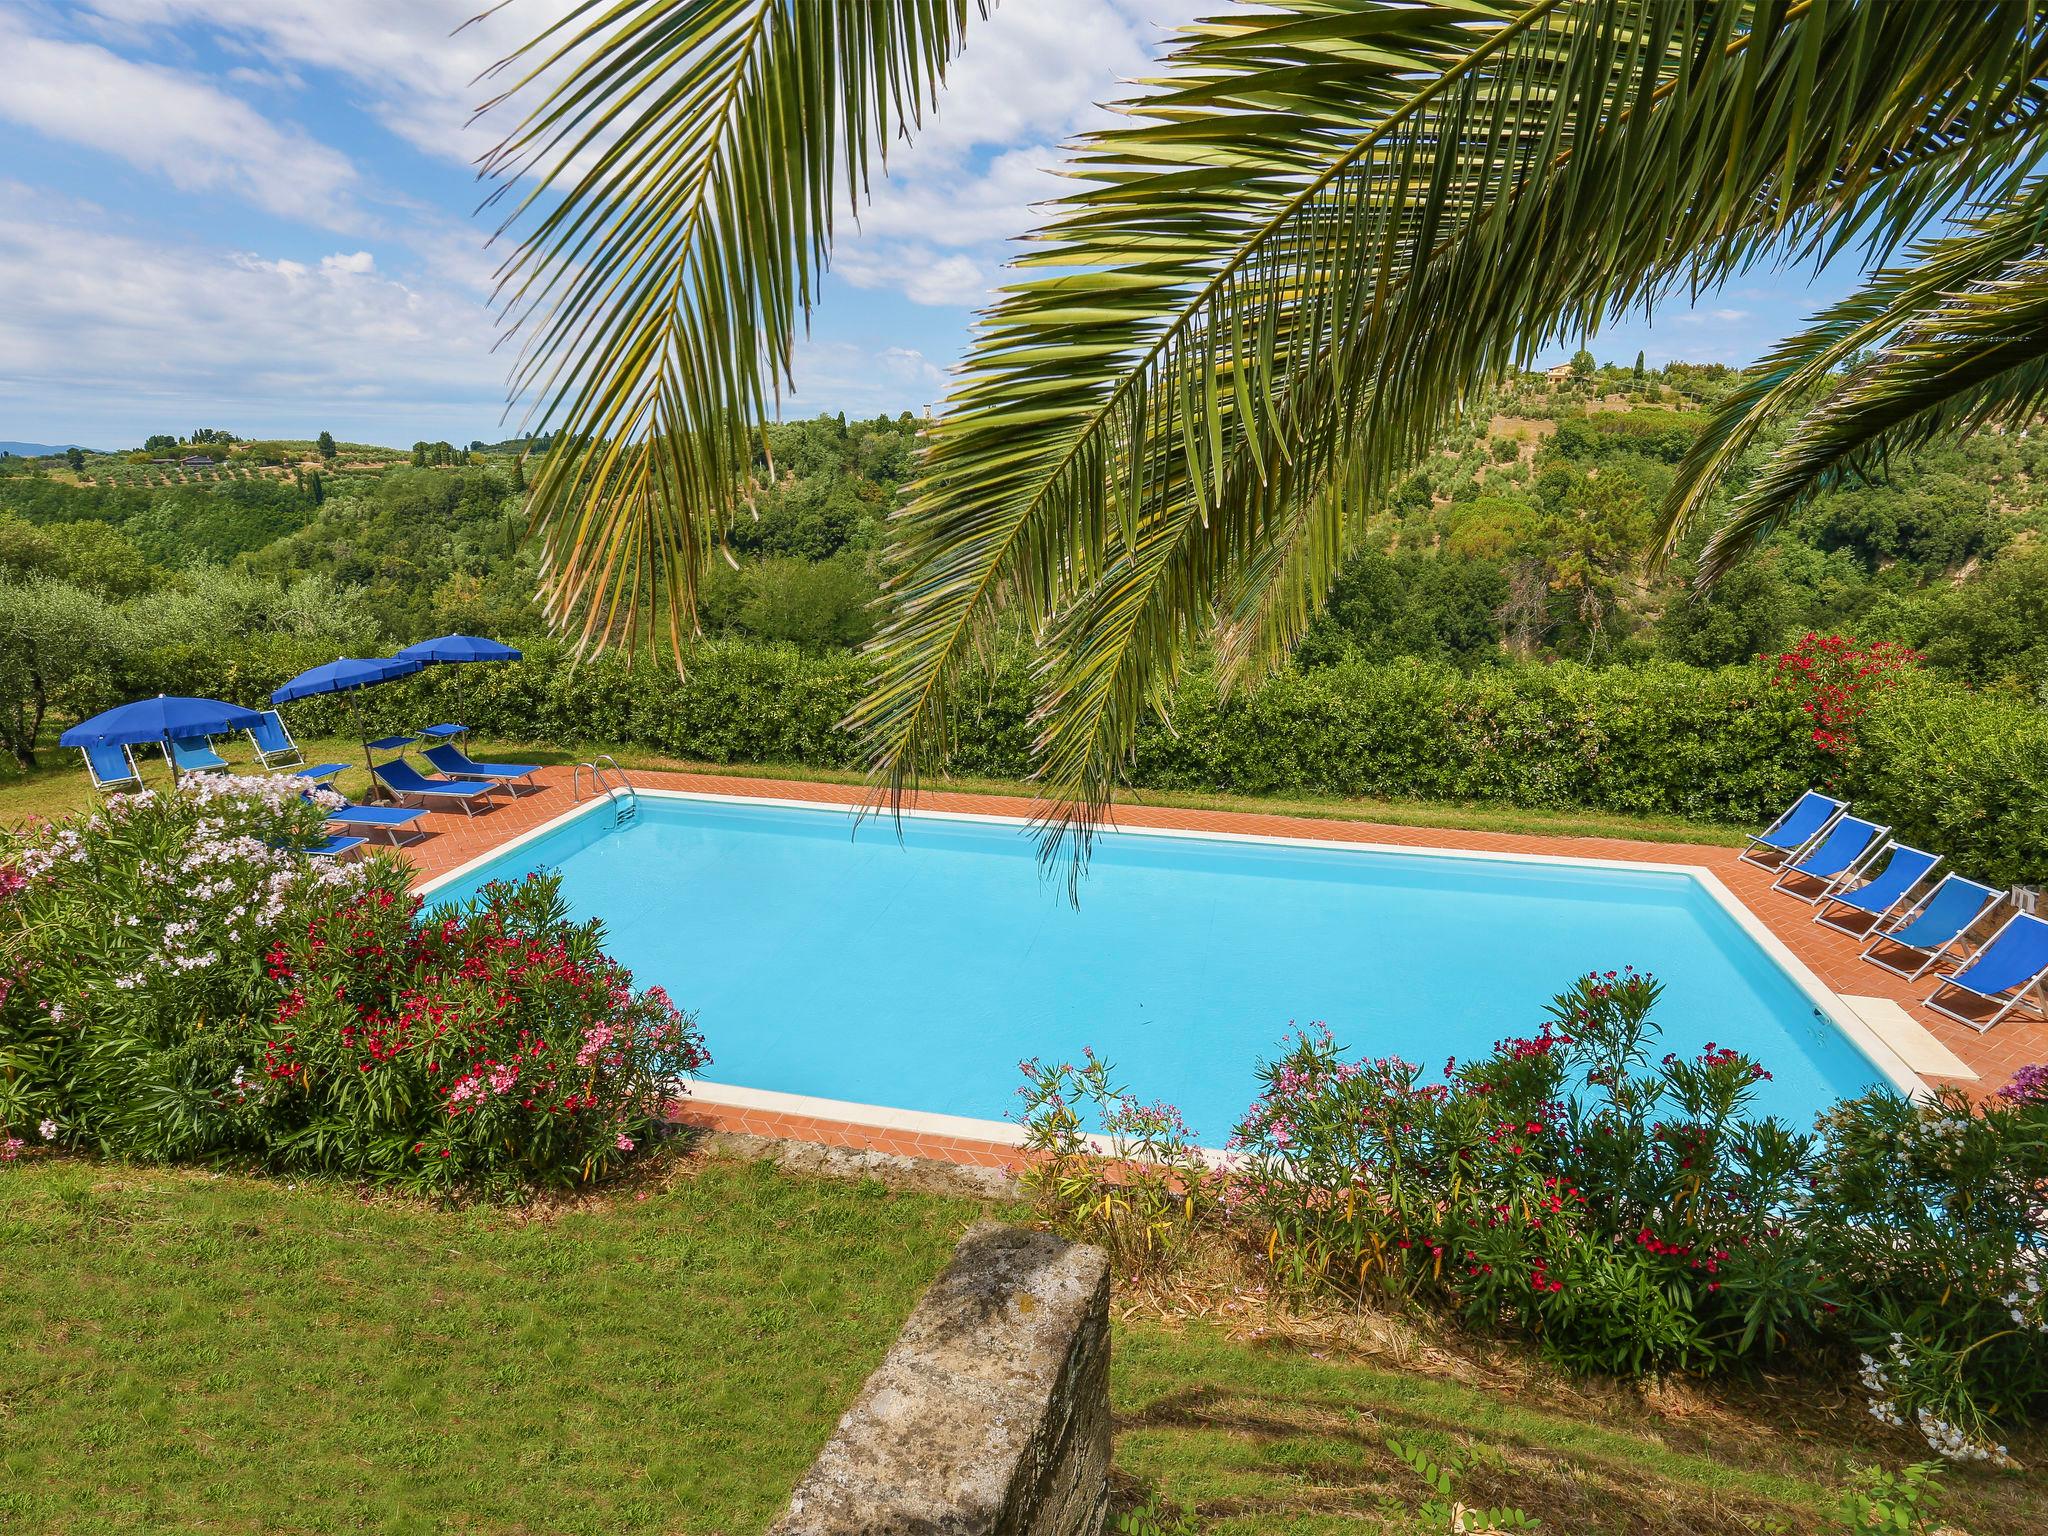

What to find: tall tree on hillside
left=490, top=0, right=2048, bottom=862
left=317, top=430, right=337, bottom=460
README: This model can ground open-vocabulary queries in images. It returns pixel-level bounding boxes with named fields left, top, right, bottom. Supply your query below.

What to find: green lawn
left=1, top=735, right=1747, bottom=849
left=1114, top=1319, right=2046, bottom=1535
left=0, top=1156, right=988, bottom=1535
left=6, top=1159, right=2042, bottom=1534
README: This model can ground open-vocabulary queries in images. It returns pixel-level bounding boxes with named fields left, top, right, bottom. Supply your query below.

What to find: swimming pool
left=423, top=792, right=1915, bottom=1144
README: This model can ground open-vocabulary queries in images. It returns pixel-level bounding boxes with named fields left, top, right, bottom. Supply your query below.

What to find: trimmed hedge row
left=136, top=638, right=2048, bottom=885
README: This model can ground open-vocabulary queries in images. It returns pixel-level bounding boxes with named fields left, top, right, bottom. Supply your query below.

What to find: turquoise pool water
left=428, top=795, right=1895, bottom=1140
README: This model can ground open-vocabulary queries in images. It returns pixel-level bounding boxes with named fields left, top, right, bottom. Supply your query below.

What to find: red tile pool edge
left=395, top=767, right=2045, bottom=1166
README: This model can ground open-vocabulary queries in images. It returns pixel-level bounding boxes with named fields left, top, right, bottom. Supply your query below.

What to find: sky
left=0, top=0, right=1866, bottom=451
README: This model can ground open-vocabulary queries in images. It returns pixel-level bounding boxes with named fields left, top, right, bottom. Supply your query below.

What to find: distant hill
left=0, top=441, right=84, bottom=458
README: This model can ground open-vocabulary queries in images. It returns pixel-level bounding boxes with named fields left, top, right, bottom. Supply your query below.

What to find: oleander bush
left=0, top=775, right=705, bottom=1192
left=1228, top=971, right=1819, bottom=1377
left=1020, top=971, right=2048, bottom=1459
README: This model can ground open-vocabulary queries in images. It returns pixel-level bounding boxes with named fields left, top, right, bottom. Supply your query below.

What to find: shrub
left=0, top=777, right=704, bottom=1193
left=1810, top=1085, right=2048, bottom=1464
left=1768, top=631, right=1921, bottom=754
left=1226, top=972, right=1819, bottom=1376
left=1014, top=1051, right=1213, bottom=1272
left=135, top=637, right=2048, bottom=884
left=0, top=774, right=369, bottom=1150
left=261, top=870, right=706, bottom=1194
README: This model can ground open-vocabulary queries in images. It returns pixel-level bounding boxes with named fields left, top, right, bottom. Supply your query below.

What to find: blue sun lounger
left=306, top=834, right=368, bottom=861
left=168, top=735, right=230, bottom=773
left=1813, top=844, right=1940, bottom=939
left=81, top=739, right=144, bottom=792
left=1861, top=875, right=2004, bottom=981
left=371, top=758, right=494, bottom=816
left=305, top=791, right=429, bottom=847
left=1770, top=815, right=1889, bottom=903
left=1924, top=911, right=2048, bottom=1032
left=246, top=710, right=305, bottom=769
left=1739, top=790, right=1845, bottom=870
left=421, top=741, right=543, bottom=796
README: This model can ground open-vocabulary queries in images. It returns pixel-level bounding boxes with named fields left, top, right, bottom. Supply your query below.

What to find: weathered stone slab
left=770, top=1221, right=1112, bottom=1536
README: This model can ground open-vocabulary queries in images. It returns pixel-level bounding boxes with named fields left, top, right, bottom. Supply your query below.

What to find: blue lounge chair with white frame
left=1770, top=815, right=1889, bottom=903
left=306, top=833, right=368, bottom=861
left=1812, top=843, right=1940, bottom=939
left=1923, top=911, right=2048, bottom=1032
left=1738, top=789, right=1845, bottom=870
left=246, top=709, right=305, bottom=769
left=168, top=735, right=230, bottom=773
left=420, top=740, right=543, bottom=796
left=304, top=789, right=429, bottom=848
left=80, top=739, right=144, bottom=792
left=1860, top=874, right=2004, bottom=981
left=371, top=757, right=494, bottom=816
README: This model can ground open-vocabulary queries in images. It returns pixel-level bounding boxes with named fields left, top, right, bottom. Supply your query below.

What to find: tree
left=1569, top=348, right=1596, bottom=379
left=1632, top=350, right=1646, bottom=384
left=64, top=447, right=85, bottom=472
left=143, top=434, right=178, bottom=454
left=489, top=1, right=2048, bottom=859
left=0, top=578, right=130, bottom=769
left=317, top=430, right=337, bottom=460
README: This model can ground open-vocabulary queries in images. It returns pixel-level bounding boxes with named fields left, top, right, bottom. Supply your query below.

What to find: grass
left=1, top=733, right=1746, bottom=849
left=1113, top=1315, right=2046, bottom=1535
left=0, top=1154, right=989, bottom=1535
left=5, top=1158, right=2043, bottom=1534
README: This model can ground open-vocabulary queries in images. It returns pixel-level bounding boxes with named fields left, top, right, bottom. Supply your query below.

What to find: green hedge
left=133, top=639, right=2047, bottom=885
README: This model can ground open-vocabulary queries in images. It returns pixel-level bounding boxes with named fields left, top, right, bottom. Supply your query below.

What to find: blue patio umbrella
left=271, top=656, right=428, bottom=792
left=61, top=695, right=266, bottom=789
left=391, top=634, right=523, bottom=665
left=271, top=656, right=425, bottom=705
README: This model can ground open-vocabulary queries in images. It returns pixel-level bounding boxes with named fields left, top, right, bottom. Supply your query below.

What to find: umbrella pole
left=159, top=733, right=180, bottom=793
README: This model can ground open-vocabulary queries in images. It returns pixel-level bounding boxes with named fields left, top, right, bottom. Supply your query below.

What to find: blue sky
left=0, top=0, right=1864, bottom=451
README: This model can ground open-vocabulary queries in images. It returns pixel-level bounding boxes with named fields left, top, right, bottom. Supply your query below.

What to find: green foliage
left=1384, top=1437, right=1540, bottom=1532
left=1827, top=1463, right=1948, bottom=1536
left=1296, top=552, right=1508, bottom=669
left=1227, top=973, right=1816, bottom=1377
left=1014, top=1052, right=1213, bottom=1273
left=1812, top=1083, right=2048, bottom=1461
left=1113, top=1496, right=1203, bottom=1536
left=1550, top=410, right=1711, bottom=464
left=0, top=578, right=132, bottom=769
left=0, top=779, right=705, bottom=1193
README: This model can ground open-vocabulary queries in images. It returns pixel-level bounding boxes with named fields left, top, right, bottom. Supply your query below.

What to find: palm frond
left=1698, top=244, right=2048, bottom=585
left=480, top=0, right=984, bottom=662
left=857, top=0, right=2048, bottom=868
left=1657, top=180, right=2048, bottom=584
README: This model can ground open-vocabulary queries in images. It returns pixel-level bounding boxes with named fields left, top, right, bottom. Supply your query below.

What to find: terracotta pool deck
left=395, top=766, right=2043, bottom=1169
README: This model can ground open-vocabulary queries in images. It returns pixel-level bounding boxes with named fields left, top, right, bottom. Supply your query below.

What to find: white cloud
left=321, top=250, right=378, bottom=277
left=785, top=340, right=946, bottom=417
left=75, top=0, right=575, bottom=166
left=72, top=0, right=1206, bottom=310
left=838, top=246, right=989, bottom=308
left=0, top=11, right=360, bottom=227
left=0, top=195, right=504, bottom=443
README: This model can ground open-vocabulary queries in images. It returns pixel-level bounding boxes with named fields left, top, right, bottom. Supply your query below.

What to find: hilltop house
left=180, top=455, right=216, bottom=469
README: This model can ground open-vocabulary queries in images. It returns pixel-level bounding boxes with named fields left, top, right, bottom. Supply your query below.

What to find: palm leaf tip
left=481, top=0, right=986, bottom=660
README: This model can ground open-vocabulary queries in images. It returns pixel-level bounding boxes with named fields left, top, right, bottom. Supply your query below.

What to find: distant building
left=1542, top=362, right=1576, bottom=382
left=180, top=455, right=216, bottom=468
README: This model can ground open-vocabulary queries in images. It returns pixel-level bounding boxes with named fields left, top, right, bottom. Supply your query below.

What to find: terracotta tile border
left=394, top=766, right=2046, bottom=1165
